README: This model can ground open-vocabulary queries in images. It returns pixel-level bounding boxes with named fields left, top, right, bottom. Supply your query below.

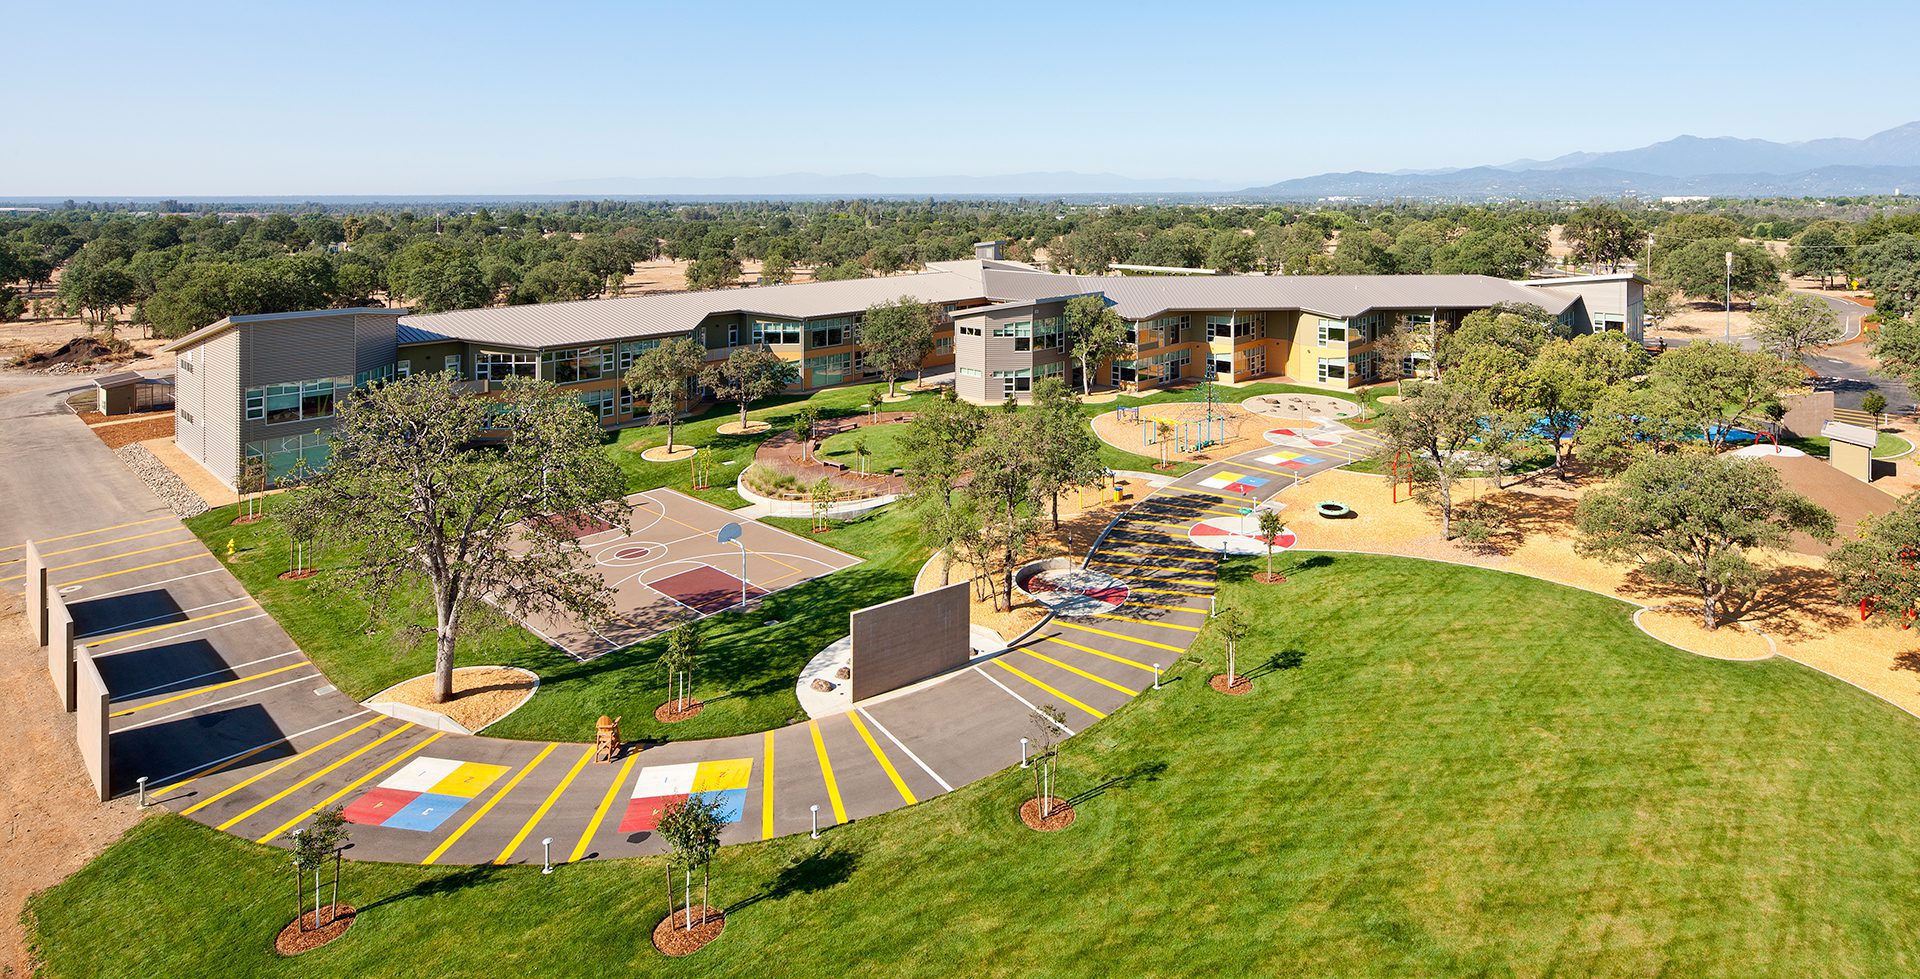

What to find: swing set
left=1141, top=414, right=1230, bottom=453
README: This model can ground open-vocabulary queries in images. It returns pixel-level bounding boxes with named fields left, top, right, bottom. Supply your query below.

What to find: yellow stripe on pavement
left=423, top=742, right=559, bottom=865
left=1100, top=537, right=1217, bottom=553
left=988, top=658, right=1107, bottom=720
left=1086, top=558, right=1215, bottom=577
left=84, top=605, right=256, bottom=648
left=808, top=719, right=847, bottom=825
left=0, top=539, right=197, bottom=582
left=1042, top=635, right=1155, bottom=673
left=217, top=723, right=416, bottom=831
left=847, top=712, right=916, bottom=805
left=1090, top=612, right=1201, bottom=633
left=256, top=732, right=447, bottom=843
left=1054, top=619, right=1186, bottom=652
left=1119, top=601, right=1209, bottom=615
left=1021, top=648, right=1140, bottom=697
left=177, top=717, right=386, bottom=814
left=110, top=661, right=306, bottom=716
left=0, top=516, right=173, bottom=553
left=1094, top=551, right=1217, bottom=566
left=494, top=745, right=595, bottom=864
left=35, top=527, right=188, bottom=561
left=55, top=554, right=209, bottom=587
left=761, top=730, right=776, bottom=840
left=570, top=754, right=638, bottom=863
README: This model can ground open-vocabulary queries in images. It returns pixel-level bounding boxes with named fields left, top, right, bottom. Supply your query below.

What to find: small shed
left=92, top=372, right=173, bottom=416
left=1822, top=420, right=1878, bottom=483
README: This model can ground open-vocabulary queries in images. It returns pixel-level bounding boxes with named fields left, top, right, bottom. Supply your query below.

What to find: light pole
left=541, top=837, right=554, bottom=875
left=810, top=804, right=821, bottom=839
left=1724, top=251, right=1734, bottom=340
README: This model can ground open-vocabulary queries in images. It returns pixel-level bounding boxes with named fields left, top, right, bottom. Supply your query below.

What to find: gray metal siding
left=353, top=313, right=400, bottom=370
left=201, top=331, right=242, bottom=487
left=236, top=316, right=359, bottom=450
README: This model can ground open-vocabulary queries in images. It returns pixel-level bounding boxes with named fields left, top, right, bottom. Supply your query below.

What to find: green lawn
left=816, top=420, right=912, bottom=475
left=34, top=554, right=1920, bottom=976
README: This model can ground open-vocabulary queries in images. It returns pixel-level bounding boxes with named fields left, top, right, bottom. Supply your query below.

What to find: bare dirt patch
left=640, top=444, right=700, bottom=462
left=1252, top=571, right=1287, bottom=584
left=82, top=413, right=173, bottom=450
left=652, top=906, right=725, bottom=956
left=369, top=666, right=536, bottom=732
left=715, top=419, right=771, bottom=436
left=1636, top=608, right=1774, bottom=661
left=274, top=906, right=355, bottom=956
left=656, top=699, right=705, bottom=724
left=1020, top=796, right=1076, bottom=832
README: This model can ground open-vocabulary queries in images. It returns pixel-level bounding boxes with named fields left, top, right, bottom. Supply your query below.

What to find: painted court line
left=847, top=711, right=916, bottom=805
left=116, top=672, right=321, bottom=733
left=152, top=711, right=372, bottom=796
left=1041, top=635, right=1154, bottom=673
left=1053, top=620, right=1186, bottom=652
left=1020, top=648, right=1141, bottom=696
left=761, top=731, right=776, bottom=840
left=0, top=515, right=172, bottom=553
left=77, top=596, right=253, bottom=639
left=216, top=722, right=418, bottom=831
left=60, top=564, right=220, bottom=599
left=988, top=658, right=1107, bottom=720
left=1132, top=586, right=1214, bottom=598
left=494, top=744, right=595, bottom=864
left=178, top=716, right=386, bottom=815
left=110, top=662, right=309, bottom=717
left=54, top=554, right=210, bottom=588
left=858, top=707, right=952, bottom=793
left=425, top=743, right=559, bottom=865
left=973, top=666, right=1075, bottom=736
left=113, top=650, right=303, bottom=701
left=808, top=719, right=847, bottom=825
left=570, top=753, right=638, bottom=863
left=257, top=732, right=448, bottom=843
left=84, top=606, right=259, bottom=648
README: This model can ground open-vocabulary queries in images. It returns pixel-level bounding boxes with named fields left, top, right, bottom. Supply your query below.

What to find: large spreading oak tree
left=703, top=345, right=797, bottom=431
left=1829, top=491, right=1920, bottom=634
left=624, top=336, right=708, bottom=452
left=1065, top=294, right=1128, bottom=395
left=860, top=297, right=935, bottom=397
left=287, top=372, right=628, bottom=703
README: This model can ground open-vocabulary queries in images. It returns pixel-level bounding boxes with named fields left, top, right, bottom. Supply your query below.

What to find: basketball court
left=508, top=489, right=862, bottom=659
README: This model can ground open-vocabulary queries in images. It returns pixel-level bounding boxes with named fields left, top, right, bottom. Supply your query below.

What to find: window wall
left=474, top=350, right=537, bottom=381
left=246, top=430, right=331, bottom=484
left=542, top=345, right=613, bottom=383
left=752, top=319, right=803, bottom=345
left=244, top=376, right=351, bottom=425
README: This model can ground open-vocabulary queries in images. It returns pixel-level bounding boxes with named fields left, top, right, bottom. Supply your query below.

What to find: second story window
left=474, top=350, right=537, bottom=381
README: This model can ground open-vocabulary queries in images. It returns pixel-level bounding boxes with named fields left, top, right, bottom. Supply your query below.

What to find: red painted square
left=344, top=786, right=420, bottom=826
left=620, top=793, right=689, bottom=833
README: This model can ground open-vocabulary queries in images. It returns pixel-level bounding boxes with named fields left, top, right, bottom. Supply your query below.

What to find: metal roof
left=977, top=268, right=1578, bottom=320
left=163, top=307, right=407, bottom=353
left=1821, top=420, right=1879, bottom=448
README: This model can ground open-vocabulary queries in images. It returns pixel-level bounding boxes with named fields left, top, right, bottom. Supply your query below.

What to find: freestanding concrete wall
left=47, top=596, right=75, bottom=712
left=849, top=582, right=970, bottom=701
left=25, top=540, right=46, bottom=646
left=75, top=644, right=111, bottom=801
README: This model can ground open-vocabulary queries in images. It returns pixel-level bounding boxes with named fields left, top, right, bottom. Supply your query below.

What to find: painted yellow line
left=1054, top=619, right=1186, bottom=652
left=808, top=719, right=847, bottom=825
left=494, top=745, right=595, bottom=864
left=847, top=712, right=916, bottom=806
left=423, top=742, right=559, bottom=865
left=0, top=516, right=172, bottom=552
left=256, top=732, right=447, bottom=843
left=1221, top=461, right=1295, bottom=478
left=217, top=723, right=416, bottom=831
left=1126, top=520, right=1203, bottom=531
left=83, top=605, right=257, bottom=648
left=570, top=753, right=638, bottom=863
left=989, top=658, right=1107, bottom=719
left=1095, top=550, right=1216, bottom=566
left=1090, top=612, right=1202, bottom=633
left=1086, top=558, right=1214, bottom=577
left=1101, top=536, right=1216, bottom=553
left=1139, top=501, right=1244, bottom=517
left=1133, top=586, right=1213, bottom=598
left=1120, top=601, right=1209, bottom=615
left=1021, top=648, right=1140, bottom=696
left=0, top=539, right=198, bottom=582
left=55, top=553, right=209, bottom=587
left=1042, top=635, right=1155, bottom=673
left=110, top=661, right=306, bottom=716
left=178, top=717, right=386, bottom=815
left=761, top=730, right=776, bottom=840
left=35, top=527, right=188, bottom=560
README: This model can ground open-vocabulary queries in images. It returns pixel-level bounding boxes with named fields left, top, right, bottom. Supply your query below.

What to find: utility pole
left=1724, top=251, right=1734, bottom=340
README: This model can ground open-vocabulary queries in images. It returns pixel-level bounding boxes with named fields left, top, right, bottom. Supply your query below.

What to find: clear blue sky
left=9, top=0, right=1919, bottom=195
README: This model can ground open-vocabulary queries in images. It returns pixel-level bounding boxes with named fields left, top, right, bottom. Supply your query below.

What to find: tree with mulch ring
left=1211, top=606, right=1253, bottom=695
left=1152, top=418, right=1176, bottom=470
left=278, top=533, right=318, bottom=581
left=653, top=796, right=727, bottom=956
left=277, top=807, right=352, bottom=955
left=1254, top=510, right=1287, bottom=584
left=234, top=459, right=269, bottom=525
left=657, top=621, right=701, bottom=723
left=1021, top=705, right=1075, bottom=831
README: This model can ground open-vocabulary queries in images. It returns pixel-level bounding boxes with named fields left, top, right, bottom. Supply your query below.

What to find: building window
left=1317, top=318, right=1348, bottom=345
left=245, top=430, right=332, bottom=485
left=1351, top=351, right=1380, bottom=381
left=1353, top=313, right=1382, bottom=341
left=178, top=408, right=194, bottom=424
left=576, top=388, right=617, bottom=420
left=618, top=339, right=661, bottom=371
left=957, top=321, right=983, bottom=336
left=1206, top=314, right=1259, bottom=340
left=355, top=363, right=396, bottom=388
left=395, top=360, right=411, bottom=378
left=806, top=352, right=853, bottom=386
left=934, top=336, right=954, bottom=355
left=543, top=346, right=611, bottom=383
left=958, top=366, right=982, bottom=378
left=1401, top=351, right=1432, bottom=377
left=808, top=316, right=858, bottom=348
left=752, top=319, right=802, bottom=345
left=444, top=353, right=463, bottom=377
left=245, top=376, right=350, bottom=424
left=992, top=368, right=1033, bottom=398
left=1317, top=358, right=1347, bottom=383
left=475, top=350, right=537, bottom=381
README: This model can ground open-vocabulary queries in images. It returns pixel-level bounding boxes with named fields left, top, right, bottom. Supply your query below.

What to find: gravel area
left=114, top=442, right=209, bottom=518
left=370, top=666, right=536, bottom=732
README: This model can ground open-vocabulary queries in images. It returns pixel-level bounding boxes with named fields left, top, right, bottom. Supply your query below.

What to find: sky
left=8, top=0, right=1920, bottom=196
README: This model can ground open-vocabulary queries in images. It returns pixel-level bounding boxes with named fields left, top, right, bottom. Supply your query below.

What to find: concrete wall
left=47, top=596, right=75, bottom=713
left=75, top=645, right=111, bottom=802
left=24, top=540, right=45, bottom=645
left=1779, top=391, right=1836, bottom=438
left=849, top=582, right=971, bottom=701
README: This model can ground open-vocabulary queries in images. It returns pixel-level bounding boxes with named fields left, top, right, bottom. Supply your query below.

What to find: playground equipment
left=1142, top=413, right=1230, bottom=453
left=1315, top=501, right=1353, bottom=519
left=1389, top=449, right=1415, bottom=503
left=1115, top=405, right=1140, bottom=424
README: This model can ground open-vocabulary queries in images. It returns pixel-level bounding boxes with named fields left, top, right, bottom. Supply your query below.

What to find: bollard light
left=810, top=804, right=821, bottom=840
left=1020, top=737, right=1030, bottom=769
left=1153, top=663, right=1162, bottom=690
left=541, top=837, right=554, bottom=875
left=136, top=776, right=149, bottom=808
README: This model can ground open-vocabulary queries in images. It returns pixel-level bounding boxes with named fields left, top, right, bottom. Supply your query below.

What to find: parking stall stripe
left=808, top=719, right=848, bottom=825
left=1053, top=621, right=1186, bottom=653
left=83, top=605, right=257, bottom=648
left=1089, top=612, right=1202, bottom=633
left=0, top=516, right=172, bottom=553
left=1117, top=601, right=1209, bottom=616
left=973, top=666, right=1075, bottom=736
left=857, top=708, right=952, bottom=793
left=217, top=722, right=418, bottom=831
left=109, top=662, right=308, bottom=717
left=152, top=711, right=372, bottom=798
left=1041, top=636, right=1154, bottom=673
left=32, top=527, right=190, bottom=561
left=0, top=539, right=198, bottom=583
left=494, top=745, right=595, bottom=865
left=114, top=650, right=303, bottom=701
left=1020, top=648, right=1141, bottom=696
left=179, top=717, right=387, bottom=816
left=53, top=554, right=210, bottom=588
left=424, top=743, right=559, bottom=866
left=115, top=671, right=319, bottom=733
left=570, top=753, right=638, bottom=864
left=988, top=659, right=1107, bottom=720
left=256, top=732, right=448, bottom=843
left=761, top=731, right=776, bottom=840
left=847, top=712, right=916, bottom=805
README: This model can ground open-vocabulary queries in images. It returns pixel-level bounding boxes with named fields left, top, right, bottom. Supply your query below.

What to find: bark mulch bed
left=652, top=906, right=725, bottom=956
left=277, top=569, right=318, bottom=581
left=273, top=905, right=355, bottom=956
left=1252, top=572, right=1287, bottom=584
left=231, top=514, right=264, bottom=526
left=1020, top=796, right=1075, bottom=832
left=1211, top=673, right=1253, bottom=696
left=655, top=699, right=704, bottom=723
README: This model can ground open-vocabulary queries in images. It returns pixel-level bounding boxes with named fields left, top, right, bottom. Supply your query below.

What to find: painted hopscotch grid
left=620, top=758, right=754, bottom=832
left=344, top=756, right=510, bottom=832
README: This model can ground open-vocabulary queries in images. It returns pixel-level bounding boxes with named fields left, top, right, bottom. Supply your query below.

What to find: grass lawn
left=35, top=554, right=1920, bottom=976
left=816, top=420, right=912, bottom=475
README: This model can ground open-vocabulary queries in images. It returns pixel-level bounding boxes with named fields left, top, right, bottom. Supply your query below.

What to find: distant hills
left=1238, top=122, right=1920, bottom=200
left=535, top=171, right=1241, bottom=196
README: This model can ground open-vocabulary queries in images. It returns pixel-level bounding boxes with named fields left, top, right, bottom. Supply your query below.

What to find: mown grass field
left=33, top=555, right=1920, bottom=977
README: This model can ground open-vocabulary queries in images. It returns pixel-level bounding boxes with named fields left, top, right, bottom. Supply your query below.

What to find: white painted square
left=380, top=756, right=464, bottom=793
left=631, top=762, right=699, bottom=798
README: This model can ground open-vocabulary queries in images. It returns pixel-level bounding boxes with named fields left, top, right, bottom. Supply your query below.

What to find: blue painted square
left=1239, top=476, right=1269, bottom=487
left=383, top=792, right=471, bottom=832
left=1297, top=456, right=1324, bottom=465
left=692, top=788, right=748, bottom=824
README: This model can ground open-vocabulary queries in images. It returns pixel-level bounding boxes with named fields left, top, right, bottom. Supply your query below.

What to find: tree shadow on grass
left=727, top=845, right=860, bottom=914
left=360, top=863, right=502, bottom=913
left=1067, top=760, right=1169, bottom=808
left=1243, top=649, right=1305, bottom=680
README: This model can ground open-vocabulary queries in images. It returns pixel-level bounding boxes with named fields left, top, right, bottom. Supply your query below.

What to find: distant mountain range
left=535, top=171, right=1241, bottom=196
left=1238, top=122, right=1920, bottom=200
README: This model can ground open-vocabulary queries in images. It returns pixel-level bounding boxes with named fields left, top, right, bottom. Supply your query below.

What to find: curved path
left=3, top=374, right=1237, bottom=866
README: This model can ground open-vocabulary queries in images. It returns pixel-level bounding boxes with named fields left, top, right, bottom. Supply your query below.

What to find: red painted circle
left=615, top=546, right=651, bottom=559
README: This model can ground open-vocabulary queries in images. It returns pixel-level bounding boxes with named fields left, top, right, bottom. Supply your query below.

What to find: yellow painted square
left=1214, top=472, right=1245, bottom=482
left=430, top=761, right=509, bottom=798
left=691, top=757, right=753, bottom=792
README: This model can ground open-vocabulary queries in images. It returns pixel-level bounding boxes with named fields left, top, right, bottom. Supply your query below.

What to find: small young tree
left=704, top=346, right=797, bottom=432
left=1257, top=509, right=1286, bottom=582
left=1576, top=454, right=1834, bottom=629
left=285, top=806, right=349, bottom=930
left=810, top=476, right=837, bottom=532
left=1214, top=605, right=1249, bottom=689
left=791, top=405, right=821, bottom=461
left=852, top=438, right=869, bottom=477
left=865, top=386, right=886, bottom=424
left=661, top=621, right=700, bottom=712
left=654, top=796, right=726, bottom=931
left=624, top=336, right=708, bottom=453
left=1153, top=418, right=1174, bottom=469
left=1863, top=391, right=1890, bottom=420
left=1028, top=704, right=1069, bottom=819
left=1065, top=295, right=1128, bottom=395
left=1751, top=292, right=1842, bottom=362
left=861, top=297, right=935, bottom=397
left=1375, top=381, right=1484, bottom=539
